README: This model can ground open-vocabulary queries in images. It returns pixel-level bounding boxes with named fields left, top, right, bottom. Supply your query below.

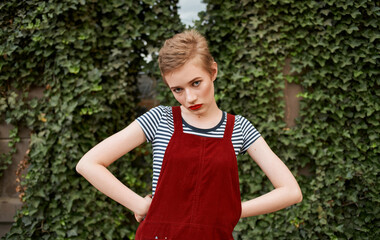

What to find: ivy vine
left=0, top=0, right=183, bottom=239
left=192, top=0, right=379, bottom=239
left=1, top=0, right=379, bottom=239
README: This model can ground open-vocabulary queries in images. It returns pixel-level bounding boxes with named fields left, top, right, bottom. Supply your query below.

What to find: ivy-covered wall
left=1, top=0, right=379, bottom=239
left=192, top=0, right=379, bottom=239
left=0, top=0, right=183, bottom=239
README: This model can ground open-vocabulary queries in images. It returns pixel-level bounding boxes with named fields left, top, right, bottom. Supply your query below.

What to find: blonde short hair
left=158, top=29, right=214, bottom=84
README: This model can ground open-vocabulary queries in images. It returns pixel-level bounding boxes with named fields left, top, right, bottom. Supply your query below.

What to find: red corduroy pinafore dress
left=135, top=106, right=241, bottom=240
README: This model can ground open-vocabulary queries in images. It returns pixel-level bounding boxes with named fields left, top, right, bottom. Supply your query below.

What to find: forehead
left=165, top=59, right=209, bottom=87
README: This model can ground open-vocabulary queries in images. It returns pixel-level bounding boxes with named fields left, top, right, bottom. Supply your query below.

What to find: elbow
left=296, top=191, right=303, bottom=204
left=76, top=159, right=85, bottom=175
left=293, top=186, right=303, bottom=204
left=76, top=157, right=106, bottom=176
left=284, top=184, right=302, bottom=205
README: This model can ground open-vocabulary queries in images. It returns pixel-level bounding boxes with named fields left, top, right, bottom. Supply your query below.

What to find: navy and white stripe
left=137, top=105, right=261, bottom=196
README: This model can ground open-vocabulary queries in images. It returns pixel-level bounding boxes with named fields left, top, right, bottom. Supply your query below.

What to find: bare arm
left=76, top=120, right=151, bottom=217
left=240, top=136, right=302, bottom=218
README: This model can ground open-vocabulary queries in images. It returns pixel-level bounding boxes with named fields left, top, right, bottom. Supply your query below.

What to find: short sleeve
left=136, top=105, right=166, bottom=142
left=236, top=115, right=261, bottom=154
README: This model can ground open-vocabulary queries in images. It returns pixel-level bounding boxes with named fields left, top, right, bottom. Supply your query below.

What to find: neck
left=201, top=102, right=221, bottom=119
left=180, top=102, right=222, bottom=128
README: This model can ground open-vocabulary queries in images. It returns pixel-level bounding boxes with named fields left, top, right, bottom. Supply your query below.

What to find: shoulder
left=233, top=114, right=261, bottom=151
left=234, top=114, right=246, bottom=123
left=233, top=114, right=254, bottom=128
left=136, top=105, right=174, bottom=127
left=147, top=105, right=171, bottom=114
left=136, top=105, right=174, bottom=142
left=138, top=105, right=172, bottom=120
left=154, top=105, right=172, bottom=112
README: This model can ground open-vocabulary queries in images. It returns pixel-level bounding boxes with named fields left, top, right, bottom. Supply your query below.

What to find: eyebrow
left=169, top=77, right=202, bottom=90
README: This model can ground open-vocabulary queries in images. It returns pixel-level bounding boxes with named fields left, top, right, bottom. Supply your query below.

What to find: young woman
left=76, top=29, right=302, bottom=240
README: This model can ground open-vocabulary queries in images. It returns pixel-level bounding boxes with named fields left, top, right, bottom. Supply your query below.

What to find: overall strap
left=172, top=106, right=183, bottom=133
left=224, top=113, right=235, bottom=139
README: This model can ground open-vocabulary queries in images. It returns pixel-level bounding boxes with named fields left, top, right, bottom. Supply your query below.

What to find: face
left=164, top=58, right=218, bottom=116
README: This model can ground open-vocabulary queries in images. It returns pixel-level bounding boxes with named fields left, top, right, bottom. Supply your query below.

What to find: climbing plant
left=2, top=0, right=379, bottom=239
left=0, top=0, right=183, bottom=239
left=191, top=0, right=378, bottom=239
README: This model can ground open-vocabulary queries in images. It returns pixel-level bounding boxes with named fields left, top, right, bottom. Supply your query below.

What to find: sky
left=178, top=0, right=207, bottom=26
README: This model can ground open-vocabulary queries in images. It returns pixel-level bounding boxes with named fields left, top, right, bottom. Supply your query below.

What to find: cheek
left=172, top=93, right=184, bottom=104
left=203, top=83, right=214, bottom=97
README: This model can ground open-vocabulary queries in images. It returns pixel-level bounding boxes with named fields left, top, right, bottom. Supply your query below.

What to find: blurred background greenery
left=0, top=0, right=379, bottom=239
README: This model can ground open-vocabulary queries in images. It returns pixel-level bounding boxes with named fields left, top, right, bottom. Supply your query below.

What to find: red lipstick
left=189, top=104, right=202, bottom=110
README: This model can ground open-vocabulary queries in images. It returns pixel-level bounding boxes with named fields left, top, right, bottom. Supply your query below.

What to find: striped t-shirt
left=136, top=105, right=261, bottom=196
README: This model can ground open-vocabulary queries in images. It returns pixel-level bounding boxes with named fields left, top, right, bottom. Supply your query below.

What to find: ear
left=211, top=61, right=218, bottom=81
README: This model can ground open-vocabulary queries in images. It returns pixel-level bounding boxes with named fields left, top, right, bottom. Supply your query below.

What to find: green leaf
left=68, top=65, right=80, bottom=74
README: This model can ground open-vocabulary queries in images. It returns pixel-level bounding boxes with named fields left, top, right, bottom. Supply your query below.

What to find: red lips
left=189, top=104, right=202, bottom=110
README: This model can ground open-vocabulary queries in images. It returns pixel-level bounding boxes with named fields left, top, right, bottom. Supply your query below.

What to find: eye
left=173, top=88, right=182, bottom=93
left=193, top=81, right=201, bottom=87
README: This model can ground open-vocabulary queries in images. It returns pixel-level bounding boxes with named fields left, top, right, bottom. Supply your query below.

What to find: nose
left=185, top=88, right=197, bottom=104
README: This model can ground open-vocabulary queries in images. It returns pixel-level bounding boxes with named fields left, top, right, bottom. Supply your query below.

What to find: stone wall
left=0, top=125, right=29, bottom=236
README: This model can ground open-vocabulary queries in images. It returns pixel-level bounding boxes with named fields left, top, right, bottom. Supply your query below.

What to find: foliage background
left=1, top=0, right=379, bottom=239
left=160, top=0, right=379, bottom=239
left=196, top=0, right=379, bottom=239
left=0, top=0, right=183, bottom=239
